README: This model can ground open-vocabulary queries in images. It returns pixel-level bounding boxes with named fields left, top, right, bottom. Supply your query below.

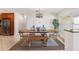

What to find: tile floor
left=0, top=35, right=20, bottom=51
left=0, top=34, right=64, bottom=51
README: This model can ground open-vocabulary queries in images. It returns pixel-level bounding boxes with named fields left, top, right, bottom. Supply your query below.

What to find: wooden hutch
left=0, top=13, right=14, bottom=35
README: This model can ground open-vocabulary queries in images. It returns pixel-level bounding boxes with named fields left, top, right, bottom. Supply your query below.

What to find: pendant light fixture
left=36, top=8, right=43, bottom=18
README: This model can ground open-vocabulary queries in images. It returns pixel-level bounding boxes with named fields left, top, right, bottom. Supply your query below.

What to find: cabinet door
left=0, top=20, right=1, bottom=34
left=2, top=19, right=10, bottom=35
left=64, top=31, right=73, bottom=50
left=1, top=13, right=14, bottom=35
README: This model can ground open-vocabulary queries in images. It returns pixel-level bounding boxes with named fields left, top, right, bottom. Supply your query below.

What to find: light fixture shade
left=36, top=13, right=43, bottom=18
left=35, top=8, right=43, bottom=18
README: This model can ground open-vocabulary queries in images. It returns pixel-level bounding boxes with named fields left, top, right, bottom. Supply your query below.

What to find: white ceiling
left=0, top=8, right=79, bottom=17
left=12, top=8, right=64, bottom=15
left=58, top=8, right=79, bottom=17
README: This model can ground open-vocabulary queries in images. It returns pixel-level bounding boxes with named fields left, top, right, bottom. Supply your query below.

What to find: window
left=74, top=17, right=79, bottom=24
left=73, top=17, right=79, bottom=29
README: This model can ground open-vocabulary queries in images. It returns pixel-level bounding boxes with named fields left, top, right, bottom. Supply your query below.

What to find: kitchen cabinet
left=64, top=29, right=79, bottom=51
left=64, top=30, right=73, bottom=50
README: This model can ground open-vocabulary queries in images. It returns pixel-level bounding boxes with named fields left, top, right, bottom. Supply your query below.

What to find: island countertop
left=64, top=29, right=79, bottom=33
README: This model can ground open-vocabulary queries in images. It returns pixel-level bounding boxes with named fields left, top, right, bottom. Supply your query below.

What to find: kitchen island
left=64, top=29, right=79, bottom=50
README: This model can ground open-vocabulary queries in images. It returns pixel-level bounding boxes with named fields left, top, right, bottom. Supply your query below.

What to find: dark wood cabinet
left=0, top=20, right=1, bottom=35
left=0, top=13, right=14, bottom=35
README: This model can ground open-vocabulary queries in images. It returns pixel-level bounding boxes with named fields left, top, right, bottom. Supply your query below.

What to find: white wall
left=26, top=14, right=55, bottom=29
left=14, top=12, right=27, bottom=36
left=14, top=13, right=56, bottom=35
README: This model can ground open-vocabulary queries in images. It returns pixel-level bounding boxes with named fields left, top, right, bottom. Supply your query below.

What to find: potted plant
left=52, top=19, right=59, bottom=33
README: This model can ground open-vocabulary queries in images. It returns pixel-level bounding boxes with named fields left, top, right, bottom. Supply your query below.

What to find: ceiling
left=12, top=8, right=64, bottom=15
left=0, top=8, right=79, bottom=17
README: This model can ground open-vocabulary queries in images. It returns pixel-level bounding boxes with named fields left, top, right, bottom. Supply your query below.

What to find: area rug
left=32, top=39, right=59, bottom=46
left=20, top=38, right=59, bottom=47
left=10, top=38, right=64, bottom=50
left=47, top=38, right=59, bottom=46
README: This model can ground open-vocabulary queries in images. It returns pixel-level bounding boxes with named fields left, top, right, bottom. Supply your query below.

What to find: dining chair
left=20, top=34, right=32, bottom=47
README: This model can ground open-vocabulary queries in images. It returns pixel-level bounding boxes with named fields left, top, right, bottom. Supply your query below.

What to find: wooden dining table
left=19, top=29, right=59, bottom=47
left=19, top=29, right=58, bottom=35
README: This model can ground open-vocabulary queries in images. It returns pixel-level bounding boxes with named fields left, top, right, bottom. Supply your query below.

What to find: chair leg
left=28, top=38, right=32, bottom=48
